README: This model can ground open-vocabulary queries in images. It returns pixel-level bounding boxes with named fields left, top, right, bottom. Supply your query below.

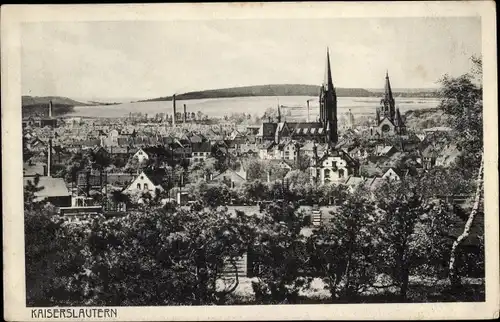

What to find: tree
left=64, top=151, right=89, bottom=183
left=296, top=154, right=311, bottom=171
left=308, top=190, right=378, bottom=301
left=89, top=149, right=111, bottom=170
left=244, top=159, right=266, bottom=181
left=438, top=56, right=482, bottom=170
left=250, top=201, right=310, bottom=304
left=373, top=179, right=454, bottom=300
left=283, top=170, right=310, bottom=200
left=185, top=179, right=209, bottom=201
left=448, top=154, right=484, bottom=287
left=261, top=107, right=278, bottom=122
left=439, top=56, right=484, bottom=288
left=243, top=179, right=268, bottom=202
left=109, top=189, right=130, bottom=207
left=24, top=174, right=44, bottom=211
left=62, top=207, right=257, bottom=305
left=24, top=194, right=85, bottom=306
left=201, top=183, right=231, bottom=208
left=416, top=166, right=474, bottom=198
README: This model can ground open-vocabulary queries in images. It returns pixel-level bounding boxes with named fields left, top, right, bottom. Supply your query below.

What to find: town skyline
left=21, top=17, right=481, bottom=100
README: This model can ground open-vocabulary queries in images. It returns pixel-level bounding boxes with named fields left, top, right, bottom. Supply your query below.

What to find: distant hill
left=367, top=88, right=439, bottom=98
left=22, top=96, right=93, bottom=117
left=140, top=84, right=376, bottom=102
left=22, top=96, right=90, bottom=107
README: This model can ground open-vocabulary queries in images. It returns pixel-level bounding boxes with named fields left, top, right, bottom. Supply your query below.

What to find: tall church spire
left=319, top=47, right=338, bottom=145
left=323, top=47, right=335, bottom=93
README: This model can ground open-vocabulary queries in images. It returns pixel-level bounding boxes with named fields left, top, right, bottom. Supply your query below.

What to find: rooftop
left=24, top=176, right=71, bottom=198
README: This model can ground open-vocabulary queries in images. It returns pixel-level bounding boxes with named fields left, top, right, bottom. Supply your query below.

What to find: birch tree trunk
left=448, top=153, right=484, bottom=287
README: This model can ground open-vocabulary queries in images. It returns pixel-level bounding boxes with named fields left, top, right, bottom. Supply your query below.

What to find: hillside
left=140, top=84, right=375, bottom=102
left=368, top=88, right=439, bottom=98
left=22, top=96, right=90, bottom=107
left=22, top=96, right=92, bottom=117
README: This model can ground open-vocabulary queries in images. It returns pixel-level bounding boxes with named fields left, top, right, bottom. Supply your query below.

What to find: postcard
left=2, top=2, right=498, bottom=320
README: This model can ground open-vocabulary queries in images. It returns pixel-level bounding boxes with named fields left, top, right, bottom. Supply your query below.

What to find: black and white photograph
left=2, top=2, right=498, bottom=321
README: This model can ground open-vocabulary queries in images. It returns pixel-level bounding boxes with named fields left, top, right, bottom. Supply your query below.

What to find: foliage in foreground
left=25, top=176, right=483, bottom=306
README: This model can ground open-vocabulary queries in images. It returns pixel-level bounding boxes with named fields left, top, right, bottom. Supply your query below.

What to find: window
left=338, top=169, right=345, bottom=178
left=382, top=124, right=391, bottom=133
left=324, top=169, right=331, bottom=183
left=137, top=183, right=141, bottom=190
left=140, top=176, right=144, bottom=180
left=144, top=183, right=149, bottom=190
left=138, top=151, right=143, bottom=155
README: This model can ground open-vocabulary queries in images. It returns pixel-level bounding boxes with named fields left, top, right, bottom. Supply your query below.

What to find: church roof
left=379, top=116, right=396, bottom=126
left=286, top=122, right=324, bottom=135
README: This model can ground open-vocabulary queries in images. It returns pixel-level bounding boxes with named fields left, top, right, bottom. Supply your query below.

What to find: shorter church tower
left=372, top=71, right=406, bottom=137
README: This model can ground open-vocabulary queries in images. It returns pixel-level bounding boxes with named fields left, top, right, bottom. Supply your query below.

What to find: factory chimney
left=47, top=138, right=52, bottom=177
left=306, top=100, right=310, bottom=123
left=49, top=100, right=53, bottom=118
left=183, top=104, right=187, bottom=123
left=172, top=94, right=177, bottom=127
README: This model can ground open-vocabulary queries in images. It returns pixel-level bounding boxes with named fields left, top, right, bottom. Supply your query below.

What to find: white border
left=2, top=2, right=498, bottom=320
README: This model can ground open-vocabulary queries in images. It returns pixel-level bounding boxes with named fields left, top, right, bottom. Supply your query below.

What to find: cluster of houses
left=22, top=49, right=461, bottom=221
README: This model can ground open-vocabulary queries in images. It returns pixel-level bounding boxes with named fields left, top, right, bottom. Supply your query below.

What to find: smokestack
left=47, top=139, right=52, bottom=177
left=307, top=100, right=310, bottom=123
left=48, top=100, right=53, bottom=118
left=172, top=94, right=177, bottom=127
left=183, top=104, right=187, bottom=123
left=296, top=143, right=300, bottom=167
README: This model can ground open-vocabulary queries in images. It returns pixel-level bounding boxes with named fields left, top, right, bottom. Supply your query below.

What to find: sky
left=21, top=17, right=481, bottom=101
